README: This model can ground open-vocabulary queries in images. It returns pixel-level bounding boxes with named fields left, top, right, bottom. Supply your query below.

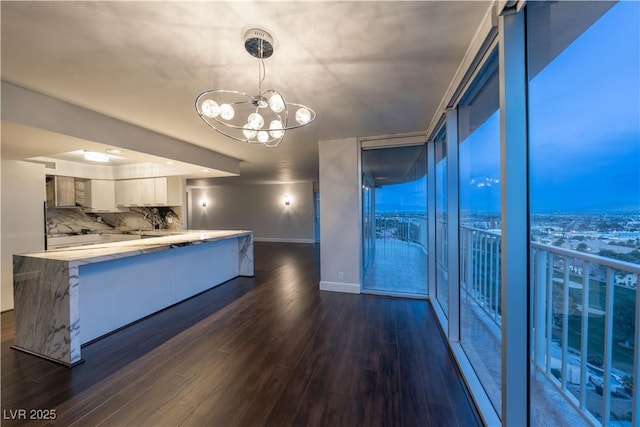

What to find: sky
left=375, top=175, right=426, bottom=212
left=528, top=1, right=640, bottom=213
left=376, top=1, right=639, bottom=214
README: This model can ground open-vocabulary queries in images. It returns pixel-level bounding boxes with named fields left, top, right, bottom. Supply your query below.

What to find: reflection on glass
left=528, top=1, right=640, bottom=425
left=458, top=49, right=502, bottom=415
left=361, top=145, right=428, bottom=296
left=434, top=127, right=448, bottom=316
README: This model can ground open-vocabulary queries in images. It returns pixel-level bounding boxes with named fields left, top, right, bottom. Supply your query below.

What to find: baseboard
left=319, top=281, right=361, bottom=294
left=253, top=237, right=315, bottom=244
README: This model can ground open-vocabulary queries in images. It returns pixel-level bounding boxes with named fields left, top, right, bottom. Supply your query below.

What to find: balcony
left=459, top=225, right=640, bottom=426
left=367, top=214, right=639, bottom=425
left=363, top=213, right=427, bottom=296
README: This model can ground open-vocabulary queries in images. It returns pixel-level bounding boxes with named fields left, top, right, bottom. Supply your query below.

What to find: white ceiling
left=1, top=1, right=490, bottom=184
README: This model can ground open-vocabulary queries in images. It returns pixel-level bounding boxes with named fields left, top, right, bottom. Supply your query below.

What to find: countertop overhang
left=20, top=230, right=252, bottom=265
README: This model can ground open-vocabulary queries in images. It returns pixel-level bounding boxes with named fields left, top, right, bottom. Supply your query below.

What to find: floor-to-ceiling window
left=361, top=144, right=427, bottom=296
left=457, top=49, right=502, bottom=414
left=434, top=127, right=449, bottom=315
left=528, top=2, right=640, bottom=425
left=423, top=1, right=639, bottom=424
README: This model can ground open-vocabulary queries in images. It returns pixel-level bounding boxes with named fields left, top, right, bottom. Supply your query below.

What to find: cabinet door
left=140, top=179, right=155, bottom=205
left=115, top=180, right=129, bottom=206
left=46, top=176, right=56, bottom=207
left=154, top=178, right=168, bottom=205
left=166, top=177, right=183, bottom=206
left=115, top=180, right=140, bottom=206
left=130, top=180, right=143, bottom=205
left=90, top=180, right=116, bottom=211
left=56, top=176, right=76, bottom=207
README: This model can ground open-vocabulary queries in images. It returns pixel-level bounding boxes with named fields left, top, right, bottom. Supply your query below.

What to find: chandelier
left=195, top=28, right=316, bottom=147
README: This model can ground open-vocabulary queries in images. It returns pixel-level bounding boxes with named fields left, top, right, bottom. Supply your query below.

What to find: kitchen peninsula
left=12, top=230, right=253, bottom=366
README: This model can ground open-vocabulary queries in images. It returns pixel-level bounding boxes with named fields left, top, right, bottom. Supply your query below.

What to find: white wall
left=318, top=137, right=361, bottom=294
left=188, top=182, right=314, bottom=243
left=1, top=160, right=46, bottom=311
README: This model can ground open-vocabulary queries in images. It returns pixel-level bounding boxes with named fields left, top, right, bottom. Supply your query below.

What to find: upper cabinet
left=46, top=175, right=76, bottom=207
left=77, top=179, right=119, bottom=212
left=46, top=176, right=183, bottom=211
left=115, top=177, right=181, bottom=207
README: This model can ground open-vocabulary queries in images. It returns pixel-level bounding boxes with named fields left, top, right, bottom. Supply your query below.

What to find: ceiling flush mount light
left=106, top=149, right=124, bottom=155
left=195, top=28, right=316, bottom=148
left=83, top=151, right=110, bottom=162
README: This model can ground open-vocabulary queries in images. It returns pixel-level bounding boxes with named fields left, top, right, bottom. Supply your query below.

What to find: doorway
left=361, top=144, right=428, bottom=297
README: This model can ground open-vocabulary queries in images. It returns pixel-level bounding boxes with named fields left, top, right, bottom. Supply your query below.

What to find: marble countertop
left=19, top=230, right=252, bottom=265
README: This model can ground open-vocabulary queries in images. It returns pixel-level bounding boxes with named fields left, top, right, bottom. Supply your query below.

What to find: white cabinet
left=115, top=179, right=142, bottom=207
left=115, top=177, right=182, bottom=207
left=140, top=178, right=155, bottom=205
left=115, top=180, right=129, bottom=206
left=154, top=177, right=168, bottom=205
left=80, top=180, right=119, bottom=212
left=160, top=177, right=182, bottom=206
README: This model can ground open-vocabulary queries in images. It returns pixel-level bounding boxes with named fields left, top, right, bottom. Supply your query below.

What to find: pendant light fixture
left=195, top=28, right=316, bottom=147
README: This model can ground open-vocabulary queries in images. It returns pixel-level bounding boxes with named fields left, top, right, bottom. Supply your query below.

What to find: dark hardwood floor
left=1, top=242, right=481, bottom=427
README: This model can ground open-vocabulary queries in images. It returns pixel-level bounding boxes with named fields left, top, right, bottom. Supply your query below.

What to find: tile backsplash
left=47, top=207, right=182, bottom=235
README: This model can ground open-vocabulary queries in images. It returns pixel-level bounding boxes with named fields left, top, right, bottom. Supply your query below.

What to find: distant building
left=615, top=273, right=638, bottom=289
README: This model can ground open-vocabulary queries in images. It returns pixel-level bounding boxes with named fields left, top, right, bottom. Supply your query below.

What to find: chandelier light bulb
left=219, top=103, right=235, bottom=120
left=257, top=131, right=269, bottom=143
left=295, top=107, right=311, bottom=125
left=201, top=99, right=220, bottom=118
left=269, top=120, right=284, bottom=139
left=242, top=125, right=257, bottom=139
left=248, top=112, right=264, bottom=129
left=268, top=93, right=285, bottom=113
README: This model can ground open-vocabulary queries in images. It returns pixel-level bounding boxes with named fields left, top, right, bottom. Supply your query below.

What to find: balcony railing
left=373, top=213, right=428, bottom=250
left=459, top=225, right=640, bottom=426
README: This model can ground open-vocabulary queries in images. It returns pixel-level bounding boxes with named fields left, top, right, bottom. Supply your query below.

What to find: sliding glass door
left=361, top=144, right=427, bottom=297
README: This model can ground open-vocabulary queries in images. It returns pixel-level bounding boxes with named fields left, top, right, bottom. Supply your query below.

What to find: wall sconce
left=200, top=199, right=208, bottom=207
left=284, top=195, right=291, bottom=206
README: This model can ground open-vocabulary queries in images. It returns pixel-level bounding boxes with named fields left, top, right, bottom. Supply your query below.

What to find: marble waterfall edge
left=238, top=234, right=254, bottom=277
left=12, top=257, right=81, bottom=365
